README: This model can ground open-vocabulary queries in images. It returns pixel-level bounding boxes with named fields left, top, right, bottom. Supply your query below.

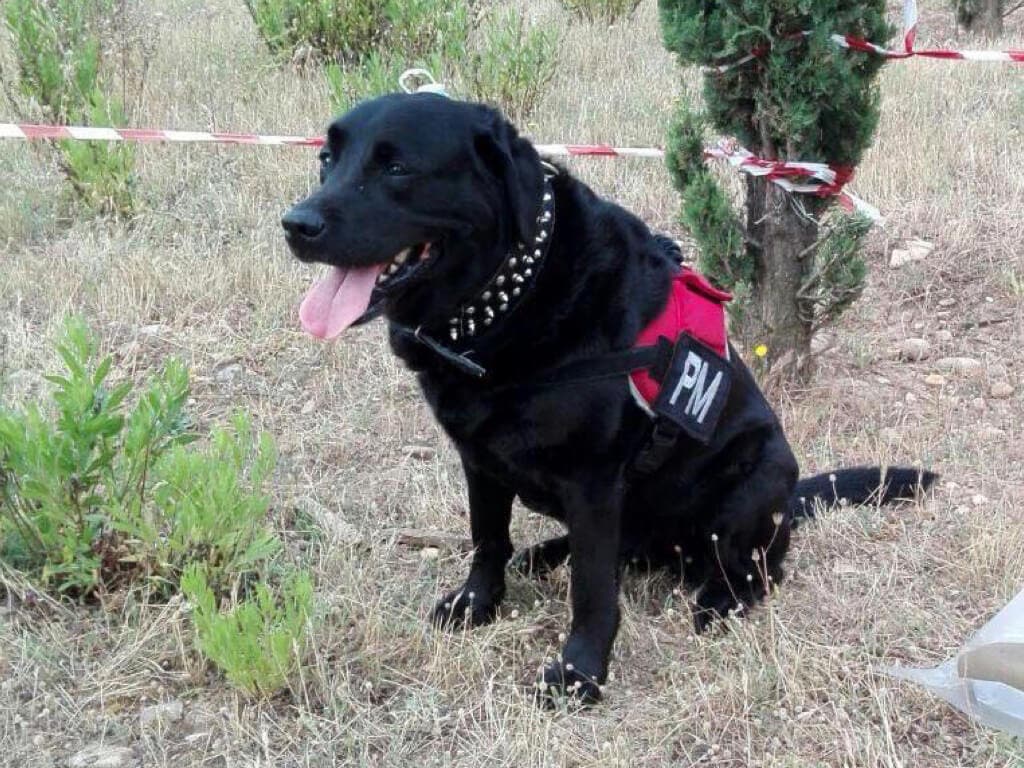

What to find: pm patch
left=653, top=334, right=732, bottom=444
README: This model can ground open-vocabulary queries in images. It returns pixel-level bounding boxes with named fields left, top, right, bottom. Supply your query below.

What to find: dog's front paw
left=534, top=660, right=602, bottom=706
left=431, top=587, right=499, bottom=629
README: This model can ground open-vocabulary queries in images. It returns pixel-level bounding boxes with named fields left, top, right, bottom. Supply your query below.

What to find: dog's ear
left=472, top=108, right=544, bottom=245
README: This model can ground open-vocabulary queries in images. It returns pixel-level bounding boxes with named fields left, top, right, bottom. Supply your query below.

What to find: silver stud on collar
left=441, top=176, right=554, bottom=346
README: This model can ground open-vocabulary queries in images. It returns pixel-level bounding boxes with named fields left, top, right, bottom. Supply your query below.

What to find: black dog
left=282, top=93, right=935, bottom=704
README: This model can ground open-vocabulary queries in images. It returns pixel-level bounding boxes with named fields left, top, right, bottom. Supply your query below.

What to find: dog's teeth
left=387, top=262, right=399, bottom=274
left=394, top=249, right=409, bottom=264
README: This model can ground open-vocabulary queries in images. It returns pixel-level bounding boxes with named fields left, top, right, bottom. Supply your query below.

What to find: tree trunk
left=742, top=175, right=819, bottom=384
left=979, top=0, right=1004, bottom=37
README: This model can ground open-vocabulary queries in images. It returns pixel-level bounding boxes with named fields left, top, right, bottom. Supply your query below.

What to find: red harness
left=630, top=268, right=732, bottom=408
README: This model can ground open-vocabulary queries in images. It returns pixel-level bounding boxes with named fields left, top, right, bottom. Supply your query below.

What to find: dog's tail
left=790, top=466, right=938, bottom=524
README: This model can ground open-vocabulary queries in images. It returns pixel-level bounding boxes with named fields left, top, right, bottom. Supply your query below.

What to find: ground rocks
left=990, top=382, right=1015, bottom=399
left=935, top=357, right=984, bottom=379
left=898, top=338, right=931, bottom=361
left=139, top=699, right=184, bottom=728
left=69, top=745, right=135, bottom=768
left=890, top=239, right=934, bottom=268
left=924, top=374, right=947, bottom=388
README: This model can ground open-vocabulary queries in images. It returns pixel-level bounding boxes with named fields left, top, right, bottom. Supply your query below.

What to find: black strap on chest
left=397, top=324, right=731, bottom=481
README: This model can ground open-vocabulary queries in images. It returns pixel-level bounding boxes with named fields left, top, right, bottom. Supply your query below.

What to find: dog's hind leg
left=432, top=464, right=514, bottom=628
left=509, top=535, right=570, bottom=578
left=691, top=457, right=796, bottom=633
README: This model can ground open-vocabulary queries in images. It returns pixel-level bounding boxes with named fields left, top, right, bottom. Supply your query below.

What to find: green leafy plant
left=0, top=318, right=279, bottom=599
left=245, top=0, right=471, bottom=65
left=3, top=0, right=137, bottom=216
left=560, top=0, right=642, bottom=23
left=181, top=564, right=314, bottom=697
left=468, top=9, right=561, bottom=120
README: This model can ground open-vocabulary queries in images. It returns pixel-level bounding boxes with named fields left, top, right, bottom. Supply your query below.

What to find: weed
left=182, top=563, right=314, bottom=697
left=0, top=318, right=279, bottom=599
left=468, top=9, right=561, bottom=120
left=560, top=0, right=642, bottom=24
left=3, top=0, right=137, bottom=217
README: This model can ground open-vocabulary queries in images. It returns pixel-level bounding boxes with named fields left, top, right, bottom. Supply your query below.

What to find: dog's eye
left=318, top=150, right=331, bottom=167
left=384, top=161, right=409, bottom=177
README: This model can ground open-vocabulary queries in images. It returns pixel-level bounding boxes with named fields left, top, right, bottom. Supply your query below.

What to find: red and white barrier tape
left=0, top=123, right=666, bottom=157
left=0, top=123, right=878, bottom=220
left=0, top=122, right=324, bottom=146
left=702, top=140, right=881, bottom=221
left=713, top=0, right=1023, bottom=72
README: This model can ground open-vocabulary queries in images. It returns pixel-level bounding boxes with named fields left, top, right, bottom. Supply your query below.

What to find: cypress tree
left=659, top=1, right=892, bottom=381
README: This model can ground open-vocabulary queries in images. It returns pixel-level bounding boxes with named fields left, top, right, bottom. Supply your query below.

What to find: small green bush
left=182, top=564, right=314, bottom=697
left=3, top=0, right=136, bottom=217
left=468, top=9, right=561, bottom=120
left=246, top=0, right=471, bottom=65
left=560, top=0, right=642, bottom=23
left=0, top=318, right=279, bottom=599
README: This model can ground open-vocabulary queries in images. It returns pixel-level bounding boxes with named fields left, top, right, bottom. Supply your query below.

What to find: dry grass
left=2, top=0, right=1024, bottom=766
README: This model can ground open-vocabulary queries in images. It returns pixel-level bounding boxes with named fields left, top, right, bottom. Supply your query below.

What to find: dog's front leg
left=539, top=484, right=622, bottom=705
left=432, top=462, right=514, bottom=628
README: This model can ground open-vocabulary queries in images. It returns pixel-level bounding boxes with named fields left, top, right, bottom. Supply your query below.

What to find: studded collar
left=446, top=172, right=555, bottom=344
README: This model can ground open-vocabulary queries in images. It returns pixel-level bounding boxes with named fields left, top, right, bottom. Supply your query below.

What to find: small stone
left=880, top=427, right=900, bottom=442
left=907, top=239, right=935, bottom=259
left=213, top=362, right=243, bottom=384
left=972, top=494, right=989, bottom=506
left=898, top=338, right=931, bottom=361
left=138, top=323, right=165, bottom=336
left=139, top=699, right=184, bottom=728
left=889, top=239, right=933, bottom=268
left=990, top=382, right=1014, bottom=399
left=935, top=330, right=954, bottom=343
left=971, top=398, right=986, bottom=411
left=938, top=298, right=957, bottom=309
left=403, top=445, right=436, bottom=460
left=936, top=357, right=984, bottom=379
left=69, top=746, right=135, bottom=768
left=905, top=392, right=917, bottom=404
left=419, top=547, right=440, bottom=561
left=889, top=249, right=912, bottom=267
left=300, top=399, right=317, bottom=415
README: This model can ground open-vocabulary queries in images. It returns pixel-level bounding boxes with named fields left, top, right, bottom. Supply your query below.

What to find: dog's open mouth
left=299, top=243, right=435, bottom=339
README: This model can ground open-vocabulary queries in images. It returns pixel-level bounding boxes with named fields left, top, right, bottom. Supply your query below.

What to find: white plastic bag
left=885, top=588, right=1024, bottom=737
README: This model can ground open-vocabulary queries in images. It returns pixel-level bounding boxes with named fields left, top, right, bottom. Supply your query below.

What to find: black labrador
left=281, top=93, right=935, bottom=704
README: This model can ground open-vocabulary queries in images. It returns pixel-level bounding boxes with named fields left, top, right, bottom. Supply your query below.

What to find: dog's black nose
left=281, top=207, right=325, bottom=240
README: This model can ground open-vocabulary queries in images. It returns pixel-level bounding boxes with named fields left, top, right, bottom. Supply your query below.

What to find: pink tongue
left=299, top=264, right=385, bottom=339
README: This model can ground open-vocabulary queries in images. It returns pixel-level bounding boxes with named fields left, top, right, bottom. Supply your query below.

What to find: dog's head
left=282, top=93, right=544, bottom=339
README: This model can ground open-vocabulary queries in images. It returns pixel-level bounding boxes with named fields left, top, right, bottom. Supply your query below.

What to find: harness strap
left=519, top=337, right=674, bottom=391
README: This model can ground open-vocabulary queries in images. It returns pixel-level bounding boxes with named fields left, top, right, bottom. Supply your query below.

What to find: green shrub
left=3, top=0, right=136, bottom=217
left=0, top=318, right=279, bottom=599
left=246, top=0, right=471, bottom=65
left=181, top=564, right=314, bottom=697
left=468, top=9, right=561, bottom=120
left=560, top=0, right=642, bottom=23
